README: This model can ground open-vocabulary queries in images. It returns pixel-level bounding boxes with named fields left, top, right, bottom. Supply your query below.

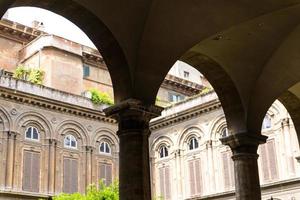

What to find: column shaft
left=5, top=132, right=15, bottom=189
left=232, top=153, right=261, bottom=199
left=207, top=140, right=216, bottom=193
left=104, top=99, right=162, bottom=200
left=118, top=129, right=151, bottom=200
left=221, top=133, right=267, bottom=200
left=282, top=118, right=295, bottom=175
left=85, top=146, right=92, bottom=187
left=48, top=139, right=56, bottom=194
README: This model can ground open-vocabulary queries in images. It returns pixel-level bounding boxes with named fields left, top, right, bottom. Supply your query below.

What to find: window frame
left=159, top=146, right=169, bottom=159
left=183, top=71, right=190, bottom=78
left=262, top=115, right=272, bottom=129
left=188, top=137, right=199, bottom=151
left=221, top=128, right=228, bottom=138
left=25, top=126, right=40, bottom=141
left=64, top=134, right=78, bottom=149
left=99, top=141, right=111, bottom=154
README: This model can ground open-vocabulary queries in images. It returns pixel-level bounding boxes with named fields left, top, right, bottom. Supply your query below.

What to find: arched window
left=262, top=115, right=272, bottom=129
left=221, top=128, right=228, bottom=138
left=188, top=137, right=199, bottom=150
left=64, top=134, right=77, bottom=149
left=159, top=146, right=168, bottom=158
left=25, top=127, right=39, bottom=141
left=100, top=141, right=111, bottom=154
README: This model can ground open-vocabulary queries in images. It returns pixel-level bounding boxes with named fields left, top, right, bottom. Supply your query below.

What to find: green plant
left=200, top=86, right=212, bottom=95
left=13, top=65, right=29, bottom=80
left=13, top=65, right=44, bottom=85
left=153, top=196, right=164, bottom=200
left=52, top=180, right=119, bottom=200
left=28, top=68, right=44, bottom=84
left=88, top=88, right=114, bottom=105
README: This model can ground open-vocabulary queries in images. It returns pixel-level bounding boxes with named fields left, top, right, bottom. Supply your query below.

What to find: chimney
left=31, top=20, right=45, bottom=31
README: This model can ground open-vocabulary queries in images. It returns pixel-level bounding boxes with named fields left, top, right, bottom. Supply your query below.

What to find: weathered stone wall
left=0, top=37, right=22, bottom=72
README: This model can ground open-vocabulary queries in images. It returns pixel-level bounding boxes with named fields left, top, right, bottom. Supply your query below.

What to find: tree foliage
left=88, top=88, right=114, bottom=105
left=52, top=180, right=119, bottom=200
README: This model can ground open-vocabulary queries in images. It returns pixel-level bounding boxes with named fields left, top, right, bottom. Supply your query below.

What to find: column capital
left=206, top=140, right=213, bottom=148
left=47, top=138, right=58, bottom=145
left=6, top=131, right=18, bottom=138
left=281, top=118, right=290, bottom=127
left=104, top=99, right=163, bottom=133
left=104, top=98, right=163, bottom=121
left=220, top=132, right=267, bottom=155
left=84, top=145, right=94, bottom=152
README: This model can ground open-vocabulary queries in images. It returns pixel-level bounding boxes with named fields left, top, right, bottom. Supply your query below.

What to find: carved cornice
left=150, top=99, right=221, bottom=131
left=0, top=88, right=116, bottom=124
left=161, top=74, right=203, bottom=96
left=0, top=20, right=42, bottom=44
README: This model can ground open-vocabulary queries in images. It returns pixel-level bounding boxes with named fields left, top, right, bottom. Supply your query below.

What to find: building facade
left=0, top=75, right=118, bottom=199
left=150, top=92, right=300, bottom=200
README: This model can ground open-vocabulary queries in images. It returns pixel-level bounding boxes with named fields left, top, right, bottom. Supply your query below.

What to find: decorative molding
left=0, top=88, right=115, bottom=124
left=161, top=74, right=203, bottom=96
left=10, top=108, right=18, bottom=116
left=150, top=99, right=221, bottom=131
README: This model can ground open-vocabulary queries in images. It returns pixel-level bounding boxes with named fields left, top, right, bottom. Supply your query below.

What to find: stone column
left=174, top=149, right=183, bottom=200
left=48, top=139, right=57, bottom=194
left=85, top=145, right=93, bottom=188
left=282, top=118, right=295, bottom=175
left=104, top=99, right=162, bottom=200
left=206, top=140, right=216, bottom=194
left=220, top=133, right=267, bottom=200
left=5, top=131, right=16, bottom=189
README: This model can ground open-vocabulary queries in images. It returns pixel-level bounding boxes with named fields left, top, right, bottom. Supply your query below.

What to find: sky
left=3, top=7, right=96, bottom=48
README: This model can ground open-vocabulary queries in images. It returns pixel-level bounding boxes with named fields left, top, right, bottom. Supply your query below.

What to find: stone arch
left=209, top=115, right=227, bottom=141
left=177, top=126, right=204, bottom=150
left=180, top=52, right=246, bottom=135
left=278, top=90, right=300, bottom=144
left=55, top=120, right=89, bottom=146
left=0, top=105, right=12, bottom=132
left=15, top=111, right=52, bottom=139
left=3, top=0, right=132, bottom=102
left=92, top=127, right=119, bottom=153
left=151, top=135, right=173, bottom=155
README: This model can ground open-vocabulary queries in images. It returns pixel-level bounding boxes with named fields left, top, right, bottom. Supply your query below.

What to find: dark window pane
left=65, top=137, right=70, bottom=146
left=32, top=128, right=39, bottom=140
left=71, top=140, right=76, bottom=147
left=105, top=143, right=110, bottom=153
left=189, top=141, right=194, bottom=150
left=26, top=128, right=32, bottom=138
left=100, top=143, right=105, bottom=152
left=194, top=139, right=199, bottom=149
left=83, top=64, right=90, bottom=77
left=165, top=147, right=168, bottom=157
